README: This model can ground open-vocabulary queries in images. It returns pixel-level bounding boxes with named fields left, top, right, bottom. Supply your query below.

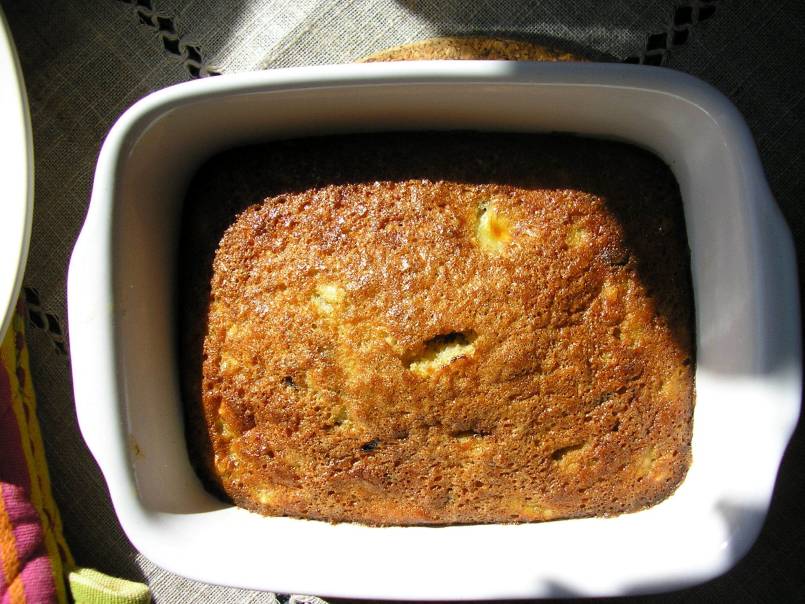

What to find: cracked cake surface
left=179, top=132, right=695, bottom=525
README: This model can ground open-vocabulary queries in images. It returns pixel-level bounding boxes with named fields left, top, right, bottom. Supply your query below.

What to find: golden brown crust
left=360, top=36, right=587, bottom=62
left=179, top=133, right=694, bottom=525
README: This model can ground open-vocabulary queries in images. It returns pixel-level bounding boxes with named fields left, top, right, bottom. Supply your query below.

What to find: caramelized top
left=179, top=133, right=694, bottom=525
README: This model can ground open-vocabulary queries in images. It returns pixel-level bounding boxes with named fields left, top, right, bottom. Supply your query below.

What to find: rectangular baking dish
left=68, top=62, right=801, bottom=600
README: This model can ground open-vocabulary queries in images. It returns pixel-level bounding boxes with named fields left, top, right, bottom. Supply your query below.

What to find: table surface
left=4, top=0, right=805, bottom=602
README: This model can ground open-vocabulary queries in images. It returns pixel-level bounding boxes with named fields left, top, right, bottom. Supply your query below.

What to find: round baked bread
left=180, top=133, right=694, bottom=525
left=360, top=36, right=587, bottom=62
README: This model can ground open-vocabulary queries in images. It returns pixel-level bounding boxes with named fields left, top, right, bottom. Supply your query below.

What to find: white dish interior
left=68, top=62, right=801, bottom=600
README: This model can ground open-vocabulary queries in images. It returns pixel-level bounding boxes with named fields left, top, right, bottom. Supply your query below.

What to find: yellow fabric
left=1, top=308, right=71, bottom=603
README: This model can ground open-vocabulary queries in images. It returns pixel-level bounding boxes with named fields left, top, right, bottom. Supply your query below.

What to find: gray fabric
left=2, top=0, right=804, bottom=602
left=259, top=0, right=671, bottom=68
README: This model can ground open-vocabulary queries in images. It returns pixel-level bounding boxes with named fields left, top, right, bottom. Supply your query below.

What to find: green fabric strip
left=69, top=568, right=151, bottom=604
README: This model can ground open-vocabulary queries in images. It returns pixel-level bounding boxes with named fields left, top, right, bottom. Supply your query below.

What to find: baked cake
left=179, top=133, right=695, bottom=525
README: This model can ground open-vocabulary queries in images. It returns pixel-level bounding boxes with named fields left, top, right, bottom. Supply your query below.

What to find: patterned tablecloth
left=3, top=0, right=804, bottom=601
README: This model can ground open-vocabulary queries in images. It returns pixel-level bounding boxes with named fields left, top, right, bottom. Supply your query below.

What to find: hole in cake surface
left=551, top=442, right=585, bottom=462
left=453, top=428, right=492, bottom=456
left=407, top=331, right=478, bottom=376
left=451, top=428, right=490, bottom=441
left=476, top=202, right=511, bottom=252
left=551, top=441, right=589, bottom=474
left=361, top=439, right=381, bottom=452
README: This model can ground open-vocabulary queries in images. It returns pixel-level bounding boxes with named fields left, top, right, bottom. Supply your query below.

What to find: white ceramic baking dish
left=68, top=62, right=801, bottom=600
